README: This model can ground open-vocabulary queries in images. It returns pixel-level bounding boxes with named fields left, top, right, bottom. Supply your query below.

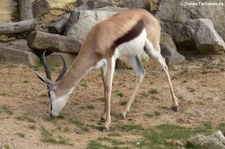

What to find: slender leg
left=144, top=40, right=179, bottom=111
left=100, top=66, right=107, bottom=121
left=122, top=56, right=146, bottom=118
left=103, top=58, right=115, bottom=130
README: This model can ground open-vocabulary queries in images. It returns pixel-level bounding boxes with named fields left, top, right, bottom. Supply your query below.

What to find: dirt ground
left=0, top=53, right=225, bottom=148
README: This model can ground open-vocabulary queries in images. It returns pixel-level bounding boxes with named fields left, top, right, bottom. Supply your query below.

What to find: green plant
left=28, top=125, right=36, bottom=130
left=70, top=118, right=89, bottom=132
left=81, top=103, right=95, bottom=110
left=149, top=88, right=159, bottom=94
left=116, top=91, right=124, bottom=97
left=2, top=144, right=12, bottom=149
left=22, top=80, right=29, bottom=83
left=0, top=106, right=13, bottom=115
left=16, top=115, right=36, bottom=123
left=119, top=100, right=127, bottom=106
left=0, top=93, right=6, bottom=96
left=40, top=127, right=72, bottom=145
left=16, top=133, right=25, bottom=138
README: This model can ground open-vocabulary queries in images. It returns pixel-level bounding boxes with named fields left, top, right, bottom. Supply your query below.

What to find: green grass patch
left=29, top=65, right=41, bottom=71
left=97, top=96, right=105, bottom=101
left=16, top=114, right=36, bottom=123
left=0, top=93, right=7, bottom=96
left=70, top=118, right=89, bottom=132
left=5, top=63, right=19, bottom=68
left=2, top=144, right=12, bottom=149
left=217, top=122, right=225, bottom=130
left=119, top=100, right=127, bottom=106
left=88, top=137, right=130, bottom=149
left=80, top=103, right=95, bottom=110
left=43, top=114, right=64, bottom=123
left=27, top=125, right=36, bottom=130
left=0, top=106, right=13, bottom=115
left=88, top=140, right=111, bottom=149
left=40, top=93, right=48, bottom=97
left=40, top=127, right=72, bottom=145
left=141, top=88, right=159, bottom=98
left=144, top=111, right=161, bottom=118
left=115, top=91, right=124, bottom=97
left=90, top=122, right=216, bottom=149
left=16, top=132, right=25, bottom=138
left=116, top=123, right=144, bottom=134
left=22, top=80, right=29, bottom=83
left=149, top=88, right=159, bottom=94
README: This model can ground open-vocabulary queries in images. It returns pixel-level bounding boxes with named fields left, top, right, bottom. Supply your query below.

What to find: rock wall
left=156, top=0, right=225, bottom=41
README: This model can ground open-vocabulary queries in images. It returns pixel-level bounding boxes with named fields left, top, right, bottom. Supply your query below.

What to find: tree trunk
left=0, top=19, right=36, bottom=35
left=18, top=0, right=33, bottom=20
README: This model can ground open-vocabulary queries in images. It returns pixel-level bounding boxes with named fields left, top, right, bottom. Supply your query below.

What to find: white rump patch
left=114, top=29, right=147, bottom=59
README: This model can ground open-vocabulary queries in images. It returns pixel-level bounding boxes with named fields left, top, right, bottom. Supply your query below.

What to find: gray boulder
left=187, top=19, right=225, bottom=54
left=32, top=0, right=50, bottom=18
left=187, top=131, right=225, bottom=149
left=76, top=0, right=113, bottom=10
left=66, top=6, right=126, bottom=44
left=160, top=43, right=185, bottom=66
left=0, top=39, right=39, bottom=66
left=118, top=0, right=151, bottom=10
left=174, top=18, right=225, bottom=54
left=160, top=32, right=185, bottom=66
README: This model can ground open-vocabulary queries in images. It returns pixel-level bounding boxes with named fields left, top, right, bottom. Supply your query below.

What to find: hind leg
left=144, top=39, right=179, bottom=111
left=122, top=56, right=146, bottom=118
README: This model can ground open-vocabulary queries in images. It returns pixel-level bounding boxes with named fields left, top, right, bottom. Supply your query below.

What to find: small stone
left=185, top=107, right=204, bottom=118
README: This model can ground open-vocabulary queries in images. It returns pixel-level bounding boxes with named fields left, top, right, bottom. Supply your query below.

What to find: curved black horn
left=41, top=50, right=52, bottom=81
left=55, top=54, right=67, bottom=82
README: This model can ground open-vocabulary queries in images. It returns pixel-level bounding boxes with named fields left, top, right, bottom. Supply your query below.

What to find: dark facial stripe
left=112, top=20, right=145, bottom=49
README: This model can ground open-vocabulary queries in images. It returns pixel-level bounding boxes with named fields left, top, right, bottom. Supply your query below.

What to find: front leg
left=103, top=58, right=115, bottom=131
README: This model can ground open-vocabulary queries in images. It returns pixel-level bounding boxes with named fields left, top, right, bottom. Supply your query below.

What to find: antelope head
left=35, top=51, right=68, bottom=117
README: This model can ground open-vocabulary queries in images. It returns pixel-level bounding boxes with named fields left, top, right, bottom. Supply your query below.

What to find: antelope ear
left=34, top=72, right=55, bottom=89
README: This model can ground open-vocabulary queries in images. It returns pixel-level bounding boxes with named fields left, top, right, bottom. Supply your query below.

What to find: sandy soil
left=0, top=53, right=225, bottom=148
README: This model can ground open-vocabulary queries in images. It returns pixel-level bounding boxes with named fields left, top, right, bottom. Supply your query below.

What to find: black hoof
left=171, top=106, right=179, bottom=112
left=118, top=113, right=126, bottom=120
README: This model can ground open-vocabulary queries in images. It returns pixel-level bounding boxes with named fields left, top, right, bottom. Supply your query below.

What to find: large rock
left=160, top=43, right=185, bottom=66
left=48, top=13, right=70, bottom=34
left=0, top=39, right=75, bottom=67
left=76, top=0, right=113, bottom=10
left=18, top=0, right=33, bottom=20
left=187, top=133, right=225, bottom=149
left=160, top=32, right=185, bottom=65
left=66, top=6, right=127, bottom=44
left=27, top=31, right=81, bottom=54
left=0, top=40, right=39, bottom=66
left=118, top=0, right=151, bottom=10
left=156, top=0, right=225, bottom=44
left=32, top=0, right=50, bottom=18
left=174, top=18, right=225, bottom=54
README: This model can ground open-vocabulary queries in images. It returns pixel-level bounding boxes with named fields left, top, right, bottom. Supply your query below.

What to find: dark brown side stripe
left=112, top=20, right=145, bottom=50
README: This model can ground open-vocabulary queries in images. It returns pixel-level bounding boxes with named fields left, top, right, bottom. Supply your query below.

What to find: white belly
left=113, top=29, right=147, bottom=59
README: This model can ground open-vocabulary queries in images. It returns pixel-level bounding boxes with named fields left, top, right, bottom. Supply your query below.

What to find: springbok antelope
left=35, top=8, right=179, bottom=131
